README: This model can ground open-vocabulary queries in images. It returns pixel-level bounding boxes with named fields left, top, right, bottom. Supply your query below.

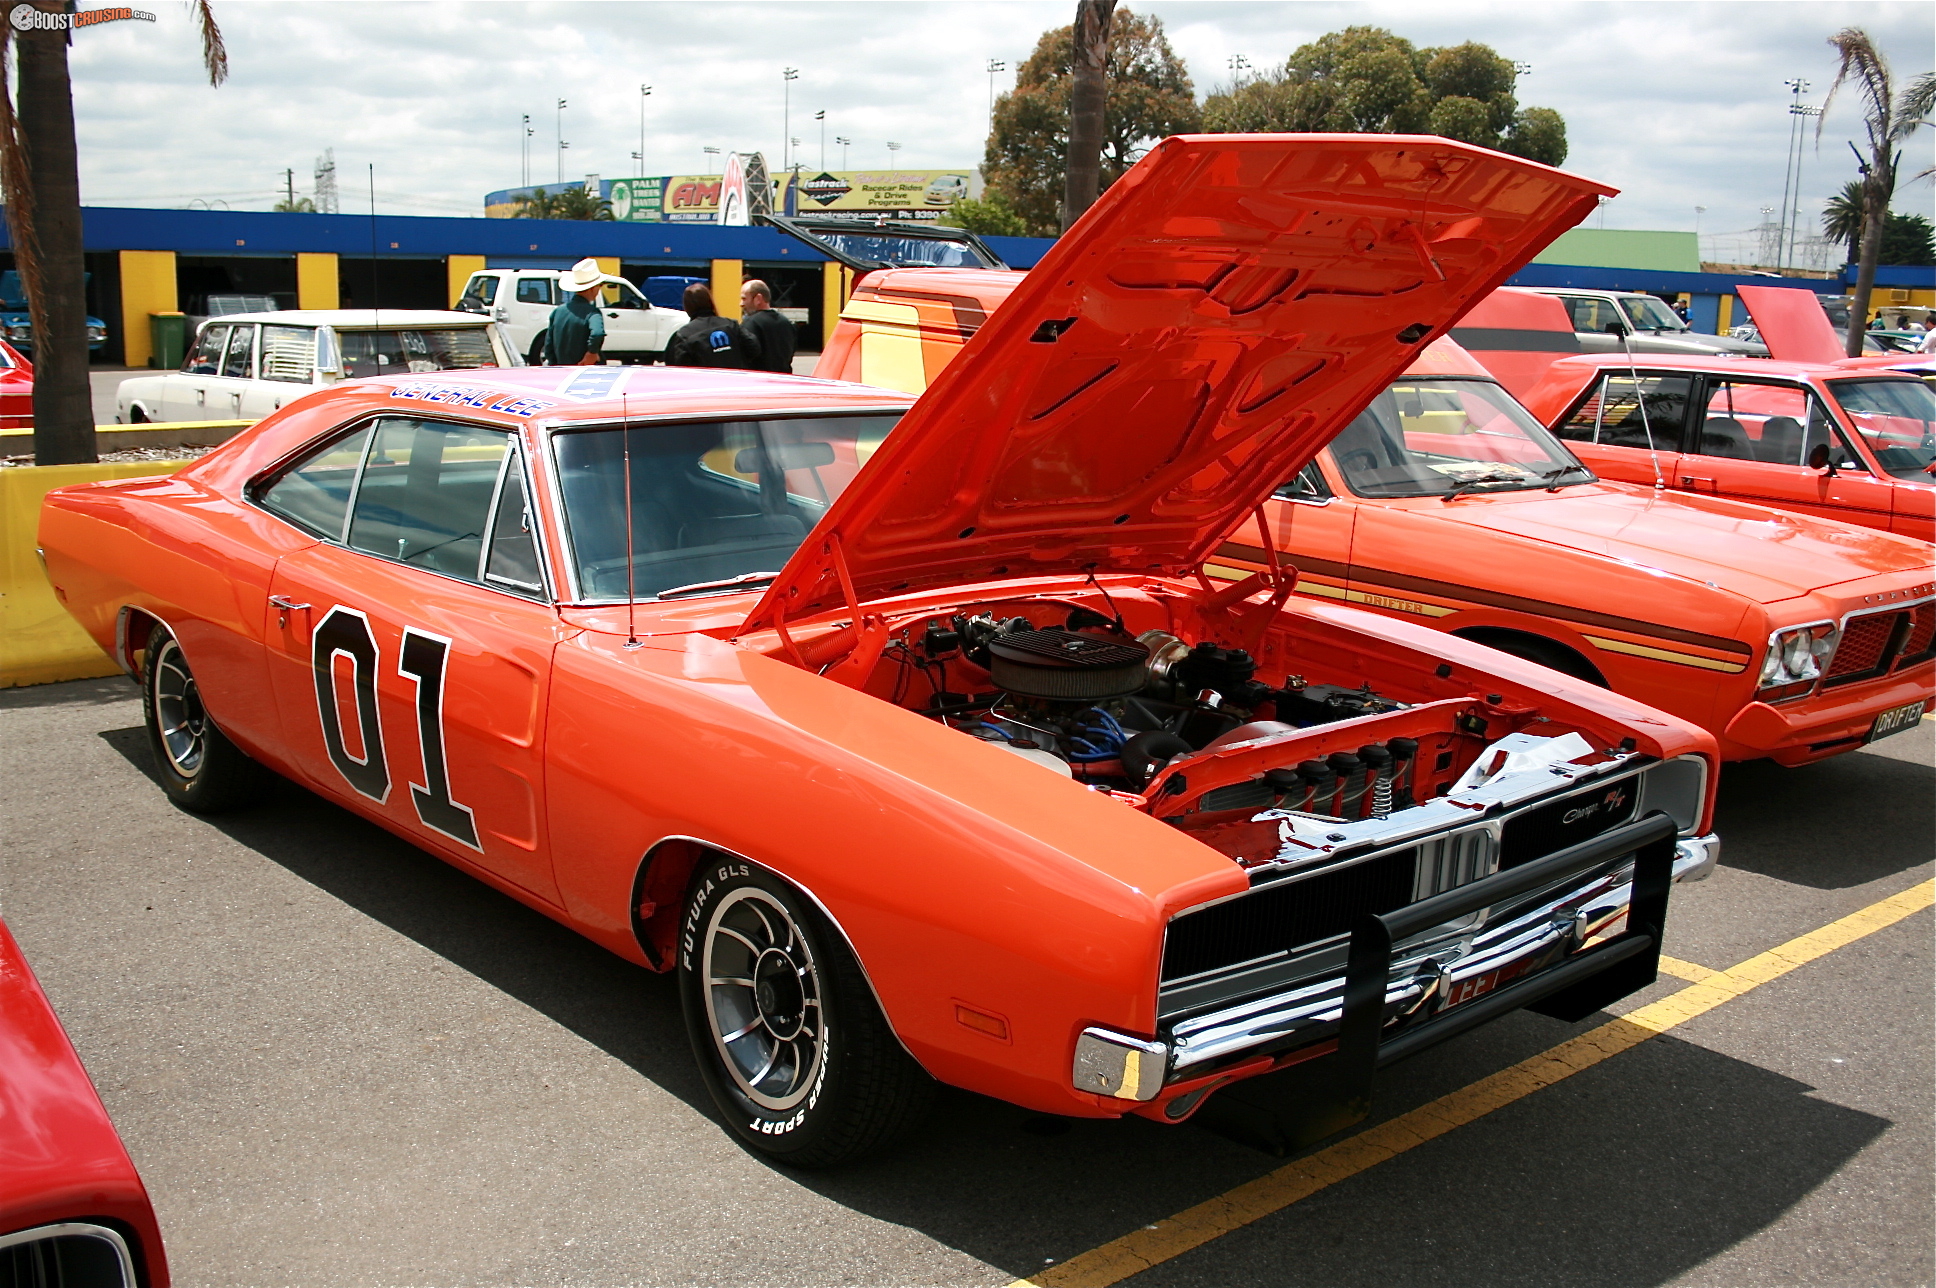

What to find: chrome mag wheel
left=150, top=636, right=208, bottom=778
left=700, top=886, right=826, bottom=1112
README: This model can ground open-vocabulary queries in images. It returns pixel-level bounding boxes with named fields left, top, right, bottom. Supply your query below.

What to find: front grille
left=1499, top=778, right=1640, bottom=870
left=1826, top=612, right=1897, bottom=681
left=1415, top=825, right=1497, bottom=895
left=1161, top=850, right=1416, bottom=982
left=1899, top=604, right=1935, bottom=668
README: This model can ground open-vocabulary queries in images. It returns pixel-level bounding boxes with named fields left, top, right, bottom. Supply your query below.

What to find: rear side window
left=183, top=324, right=228, bottom=374
left=348, top=418, right=512, bottom=581
left=516, top=277, right=556, bottom=306
left=259, top=325, right=316, bottom=383
left=1556, top=373, right=1691, bottom=449
left=256, top=424, right=374, bottom=538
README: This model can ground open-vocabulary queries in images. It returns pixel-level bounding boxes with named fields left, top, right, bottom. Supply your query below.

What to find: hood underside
left=743, top=133, right=1612, bottom=633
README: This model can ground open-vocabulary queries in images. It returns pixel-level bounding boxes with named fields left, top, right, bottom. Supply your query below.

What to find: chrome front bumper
left=1075, top=830, right=1716, bottom=1101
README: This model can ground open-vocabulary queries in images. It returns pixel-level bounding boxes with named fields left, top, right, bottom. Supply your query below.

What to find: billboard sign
left=782, top=169, right=974, bottom=222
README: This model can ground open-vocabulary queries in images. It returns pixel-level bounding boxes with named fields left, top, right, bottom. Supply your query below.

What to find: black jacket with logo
left=666, top=314, right=761, bottom=368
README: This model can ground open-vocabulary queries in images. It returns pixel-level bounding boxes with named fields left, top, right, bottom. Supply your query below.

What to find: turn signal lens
left=1758, top=623, right=1839, bottom=697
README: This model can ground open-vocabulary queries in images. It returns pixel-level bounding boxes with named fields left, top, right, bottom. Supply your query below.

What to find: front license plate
left=1867, top=700, right=1927, bottom=744
left=1442, top=955, right=1538, bottom=1010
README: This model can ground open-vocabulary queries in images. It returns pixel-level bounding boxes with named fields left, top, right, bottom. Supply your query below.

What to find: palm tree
left=2, top=2, right=226, bottom=464
left=1821, top=179, right=1867, bottom=264
left=1819, top=29, right=1930, bottom=357
left=1060, top=0, right=1117, bottom=232
left=513, top=185, right=612, bottom=221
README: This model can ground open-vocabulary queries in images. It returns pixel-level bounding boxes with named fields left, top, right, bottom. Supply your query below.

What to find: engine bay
left=836, top=593, right=1632, bottom=872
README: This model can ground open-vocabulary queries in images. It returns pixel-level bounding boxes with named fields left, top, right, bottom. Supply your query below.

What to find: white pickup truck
left=455, top=267, right=685, bottom=363
left=115, top=310, right=521, bottom=423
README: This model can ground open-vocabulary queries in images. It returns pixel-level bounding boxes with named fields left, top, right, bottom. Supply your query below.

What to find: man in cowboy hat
left=543, top=257, right=611, bottom=365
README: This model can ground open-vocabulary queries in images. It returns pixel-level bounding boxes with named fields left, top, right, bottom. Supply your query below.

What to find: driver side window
left=1275, top=462, right=1332, bottom=502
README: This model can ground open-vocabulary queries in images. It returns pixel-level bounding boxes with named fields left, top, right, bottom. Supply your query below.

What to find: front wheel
left=679, top=857, right=933, bottom=1167
left=142, top=626, right=271, bottom=813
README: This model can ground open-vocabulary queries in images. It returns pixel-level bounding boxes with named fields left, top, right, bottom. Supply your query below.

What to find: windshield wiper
left=654, top=571, right=781, bottom=600
left=1438, top=473, right=1528, bottom=503
left=1542, top=464, right=1593, bottom=491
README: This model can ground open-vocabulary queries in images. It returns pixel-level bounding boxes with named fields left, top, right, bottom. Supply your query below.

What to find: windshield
left=1621, top=296, right=1687, bottom=332
left=814, top=231, right=986, bottom=268
left=338, top=327, right=498, bottom=378
left=1328, top=378, right=1590, bottom=499
left=553, top=413, right=902, bottom=600
left=1828, top=379, right=1936, bottom=482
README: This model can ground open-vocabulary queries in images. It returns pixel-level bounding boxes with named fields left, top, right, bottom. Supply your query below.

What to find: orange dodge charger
left=43, top=136, right=1721, bottom=1165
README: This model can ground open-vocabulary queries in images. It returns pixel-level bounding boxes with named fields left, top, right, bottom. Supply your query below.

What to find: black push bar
left=1330, top=810, right=1679, bottom=1121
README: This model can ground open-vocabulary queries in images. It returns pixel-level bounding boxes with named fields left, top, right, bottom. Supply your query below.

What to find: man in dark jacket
left=738, top=279, right=796, bottom=373
left=665, top=283, right=761, bottom=368
left=543, top=257, right=609, bottom=365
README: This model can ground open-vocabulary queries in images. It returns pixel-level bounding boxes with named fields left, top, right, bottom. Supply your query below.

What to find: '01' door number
left=309, top=605, right=481, bottom=851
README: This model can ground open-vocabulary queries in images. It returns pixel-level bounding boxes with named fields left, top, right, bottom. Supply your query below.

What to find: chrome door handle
left=269, top=595, right=311, bottom=627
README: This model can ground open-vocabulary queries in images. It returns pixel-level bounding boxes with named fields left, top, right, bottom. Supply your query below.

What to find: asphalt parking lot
left=2, top=677, right=1930, bottom=1288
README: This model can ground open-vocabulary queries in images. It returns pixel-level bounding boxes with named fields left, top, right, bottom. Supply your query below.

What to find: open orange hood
left=742, top=134, right=1612, bottom=633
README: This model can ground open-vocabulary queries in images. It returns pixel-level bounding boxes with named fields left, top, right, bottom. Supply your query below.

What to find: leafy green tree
left=1821, top=179, right=1868, bottom=263
left=1201, top=27, right=1566, bottom=166
left=2, top=1, right=226, bottom=464
left=273, top=195, right=316, bottom=213
left=1820, top=28, right=1931, bottom=352
left=514, top=185, right=612, bottom=220
left=983, top=7, right=1198, bottom=237
left=937, top=194, right=1030, bottom=238
left=1879, top=212, right=1934, bottom=266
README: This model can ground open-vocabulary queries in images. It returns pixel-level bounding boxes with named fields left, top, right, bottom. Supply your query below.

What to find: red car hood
left=1737, top=283, right=1845, bottom=364
left=1420, top=481, right=1932, bottom=604
left=742, top=133, right=1611, bottom=632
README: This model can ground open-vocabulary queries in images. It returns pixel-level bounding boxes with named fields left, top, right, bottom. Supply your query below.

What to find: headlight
left=1758, top=622, right=1838, bottom=698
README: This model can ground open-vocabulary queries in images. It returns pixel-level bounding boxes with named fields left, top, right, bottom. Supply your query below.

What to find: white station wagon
left=116, top=310, right=521, bottom=423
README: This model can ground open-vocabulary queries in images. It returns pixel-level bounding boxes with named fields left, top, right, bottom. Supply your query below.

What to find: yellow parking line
left=1012, top=880, right=1934, bottom=1288
left=1656, top=954, right=1716, bottom=982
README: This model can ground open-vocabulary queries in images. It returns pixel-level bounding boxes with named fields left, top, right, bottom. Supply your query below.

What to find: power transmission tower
left=313, top=148, right=338, bottom=214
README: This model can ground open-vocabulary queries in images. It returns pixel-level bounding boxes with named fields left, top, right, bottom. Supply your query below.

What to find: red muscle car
left=1, top=919, right=170, bottom=1286
left=42, top=135, right=1720, bottom=1166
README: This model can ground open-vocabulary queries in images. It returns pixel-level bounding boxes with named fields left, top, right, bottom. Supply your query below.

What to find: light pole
left=886, top=140, right=901, bottom=167
left=637, top=84, right=652, bottom=177
left=815, top=110, right=826, bottom=169
left=835, top=136, right=851, bottom=169
left=1596, top=194, right=1611, bottom=230
left=521, top=113, right=531, bottom=187
left=703, top=146, right=721, bottom=176
left=985, top=58, right=1006, bottom=134
left=782, top=67, right=799, bottom=174
left=1775, top=78, right=1810, bottom=270
left=1787, top=102, right=1821, bottom=270
left=1227, top=54, right=1251, bottom=84
left=555, top=98, right=567, bottom=184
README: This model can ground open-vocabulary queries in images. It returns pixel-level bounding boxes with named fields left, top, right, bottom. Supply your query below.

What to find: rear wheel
left=679, top=857, right=933, bottom=1167
left=142, top=626, right=271, bottom=813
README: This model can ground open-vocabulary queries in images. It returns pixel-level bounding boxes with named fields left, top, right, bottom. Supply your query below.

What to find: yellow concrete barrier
left=0, top=420, right=253, bottom=457
left=1, top=459, right=194, bottom=687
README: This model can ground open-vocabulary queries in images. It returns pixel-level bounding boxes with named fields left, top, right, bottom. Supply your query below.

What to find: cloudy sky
left=66, top=0, right=1933, bottom=261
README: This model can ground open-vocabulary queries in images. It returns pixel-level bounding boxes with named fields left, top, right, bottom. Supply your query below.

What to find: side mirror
left=1807, top=442, right=1838, bottom=476
left=1604, top=322, right=1629, bottom=338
